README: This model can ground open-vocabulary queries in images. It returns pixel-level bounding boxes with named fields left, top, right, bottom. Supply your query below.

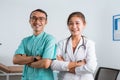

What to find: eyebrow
left=69, top=21, right=81, bottom=23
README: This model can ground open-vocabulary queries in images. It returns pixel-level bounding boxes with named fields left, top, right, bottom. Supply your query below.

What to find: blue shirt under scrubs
left=15, top=32, right=56, bottom=80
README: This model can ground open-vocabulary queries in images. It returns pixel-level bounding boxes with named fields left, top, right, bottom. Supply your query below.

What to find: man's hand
left=27, top=56, right=42, bottom=66
left=36, top=56, right=42, bottom=60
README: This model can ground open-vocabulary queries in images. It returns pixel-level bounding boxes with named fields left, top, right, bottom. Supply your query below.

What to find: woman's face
left=68, top=16, right=86, bottom=36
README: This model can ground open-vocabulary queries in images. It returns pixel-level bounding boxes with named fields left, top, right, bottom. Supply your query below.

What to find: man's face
left=29, top=11, right=47, bottom=33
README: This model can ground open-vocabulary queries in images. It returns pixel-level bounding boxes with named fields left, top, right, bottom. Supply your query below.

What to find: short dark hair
left=30, top=9, right=48, bottom=20
left=67, top=11, right=86, bottom=25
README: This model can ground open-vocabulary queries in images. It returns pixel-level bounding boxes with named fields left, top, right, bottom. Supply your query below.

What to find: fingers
left=57, top=55, right=64, bottom=61
left=76, top=59, right=86, bottom=67
left=36, top=56, right=42, bottom=60
left=69, top=67, right=75, bottom=74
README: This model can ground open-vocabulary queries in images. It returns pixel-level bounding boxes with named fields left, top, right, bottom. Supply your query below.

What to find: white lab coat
left=51, top=37, right=97, bottom=80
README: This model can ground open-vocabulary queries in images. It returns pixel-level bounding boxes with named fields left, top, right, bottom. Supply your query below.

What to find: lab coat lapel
left=66, top=38, right=75, bottom=61
left=74, top=37, right=83, bottom=55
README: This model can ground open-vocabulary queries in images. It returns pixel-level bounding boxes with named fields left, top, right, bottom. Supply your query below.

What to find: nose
left=36, top=19, right=40, bottom=23
left=72, top=23, right=77, bottom=28
left=34, top=18, right=41, bottom=24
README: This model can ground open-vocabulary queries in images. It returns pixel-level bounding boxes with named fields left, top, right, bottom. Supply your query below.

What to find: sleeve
left=15, top=39, right=26, bottom=55
left=42, top=36, right=56, bottom=60
left=51, top=60, right=69, bottom=71
left=75, top=40, right=97, bottom=75
left=51, top=40, right=70, bottom=71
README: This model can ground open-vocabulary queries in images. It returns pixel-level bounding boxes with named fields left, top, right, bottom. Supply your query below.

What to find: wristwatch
left=33, top=57, right=38, bottom=62
left=77, top=60, right=82, bottom=63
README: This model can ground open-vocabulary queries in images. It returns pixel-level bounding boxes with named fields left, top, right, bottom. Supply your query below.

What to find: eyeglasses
left=30, top=16, right=46, bottom=22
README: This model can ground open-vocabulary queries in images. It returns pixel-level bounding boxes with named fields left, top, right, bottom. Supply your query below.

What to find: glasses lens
left=30, top=16, right=46, bottom=22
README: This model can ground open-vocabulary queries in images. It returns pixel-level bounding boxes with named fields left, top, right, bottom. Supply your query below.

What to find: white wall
left=0, top=0, right=120, bottom=76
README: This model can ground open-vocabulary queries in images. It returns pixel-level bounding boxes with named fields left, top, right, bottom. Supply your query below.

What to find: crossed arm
left=51, top=55, right=86, bottom=74
left=13, top=54, right=52, bottom=69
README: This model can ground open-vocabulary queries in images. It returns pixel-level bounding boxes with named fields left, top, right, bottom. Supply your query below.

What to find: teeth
left=36, top=25, right=40, bottom=27
left=37, top=25, right=39, bottom=27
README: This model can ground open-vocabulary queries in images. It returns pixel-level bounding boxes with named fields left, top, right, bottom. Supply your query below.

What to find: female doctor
left=51, top=11, right=97, bottom=80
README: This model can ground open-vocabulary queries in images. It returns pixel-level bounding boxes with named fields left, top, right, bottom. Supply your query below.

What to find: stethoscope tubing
left=65, top=35, right=86, bottom=54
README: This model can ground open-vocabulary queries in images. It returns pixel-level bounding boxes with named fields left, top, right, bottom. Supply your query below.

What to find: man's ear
left=45, top=20, right=48, bottom=24
left=83, top=23, right=86, bottom=29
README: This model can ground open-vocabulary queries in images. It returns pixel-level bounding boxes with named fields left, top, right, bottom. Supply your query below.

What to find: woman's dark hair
left=67, top=12, right=86, bottom=25
left=30, top=9, right=48, bottom=20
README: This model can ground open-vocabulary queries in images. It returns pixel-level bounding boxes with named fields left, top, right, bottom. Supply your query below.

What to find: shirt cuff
left=62, top=61, right=69, bottom=71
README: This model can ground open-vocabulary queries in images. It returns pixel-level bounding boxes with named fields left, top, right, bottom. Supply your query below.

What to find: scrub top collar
left=32, top=31, right=45, bottom=39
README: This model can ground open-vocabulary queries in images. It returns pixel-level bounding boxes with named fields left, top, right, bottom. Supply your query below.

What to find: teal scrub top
left=15, top=32, right=56, bottom=80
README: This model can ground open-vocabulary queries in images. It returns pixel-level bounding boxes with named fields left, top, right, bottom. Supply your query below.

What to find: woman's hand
left=69, top=67, right=75, bottom=74
left=57, top=55, right=64, bottom=61
left=68, top=59, right=86, bottom=74
left=76, top=59, right=86, bottom=67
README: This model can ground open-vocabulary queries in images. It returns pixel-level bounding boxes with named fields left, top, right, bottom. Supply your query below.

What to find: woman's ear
left=29, top=19, right=31, bottom=24
left=83, top=23, right=86, bottom=29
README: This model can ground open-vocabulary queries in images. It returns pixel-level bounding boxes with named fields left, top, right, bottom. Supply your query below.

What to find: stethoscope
left=65, top=35, right=86, bottom=54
